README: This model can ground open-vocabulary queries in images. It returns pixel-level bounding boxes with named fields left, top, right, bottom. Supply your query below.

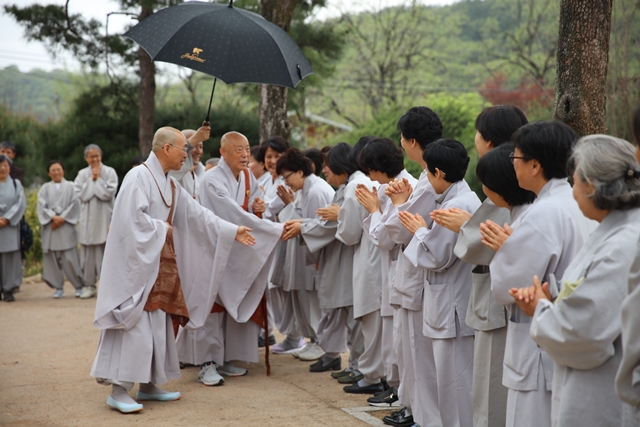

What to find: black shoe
left=258, top=334, right=276, bottom=348
left=309, top=356, right=341, bottom=372
left=3, top=292, right=15, bottom=302
left=383, top=408, right=414, bottom=427
left=343, top=381, right=384, bottom=394
left=330, top=368, right=352, bottom=379
left=368, top=387, right=401, bottom=407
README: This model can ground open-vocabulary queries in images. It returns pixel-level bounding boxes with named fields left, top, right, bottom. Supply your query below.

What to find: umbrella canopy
left=124, top=1, right=314, bottom=89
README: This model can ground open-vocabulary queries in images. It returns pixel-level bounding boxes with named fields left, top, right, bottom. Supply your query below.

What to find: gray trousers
left=317, top=306, right=364, bottom=370
left=431, top=318, right=474, bottom=427
left=292, top=289, right=321, bottom=340
left=81, top=243, right=104, bottom=287
left=505, top=358, right=552, bottom=427
left=473, top=327, right=508, bottom=427
left=0, top=250, right=22, bottom=292
left=359, top=310, right=385, bottom=384
left=43, top=248, right=84, bottom=290
left=382, top=314, right=400, bottom=387
left=269, top=286, right=300, bottom=338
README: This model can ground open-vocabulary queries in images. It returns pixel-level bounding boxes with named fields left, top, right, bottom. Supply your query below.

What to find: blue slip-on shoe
left=106, top=396, right=143, bottom=413
left=136, top=390, right=181, bottom=401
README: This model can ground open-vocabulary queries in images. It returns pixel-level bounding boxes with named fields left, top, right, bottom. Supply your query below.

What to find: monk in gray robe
left=176, top=131, right=283, bottom=385
left=74, top=144, right=118, bottom=299
left=37, top=160, right=84, bottom=298
left=487, top=122, right=595, bottom=427
left=401, top=139, right=480, bottom=427
left=168, top=126, right=210, bottom=198
left=512, top=135, right=640, bottom=427
left=90, top=127, right=254, bottom=413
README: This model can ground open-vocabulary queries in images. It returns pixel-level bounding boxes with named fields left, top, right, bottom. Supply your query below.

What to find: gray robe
left=168, top=145, right=201, bottom=198
left=37, top=179, right=81, bottom=252
left=491, top=178, right=595, bottom=427
left=74, top=163, right=118, bottom=246
left=531, top=209, right=640, bottom=427
left=90, top=152, right=238, bottom=385
left=0, top=177, right=26, bottom=253
left=617, top=231, right=640, bottom=424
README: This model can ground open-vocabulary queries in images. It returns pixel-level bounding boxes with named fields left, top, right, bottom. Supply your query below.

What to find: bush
left=23, top=188, right=42, bottom=277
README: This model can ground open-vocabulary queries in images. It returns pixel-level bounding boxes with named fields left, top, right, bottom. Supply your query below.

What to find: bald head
left=152, top=127, right=186, bottom=152
left=221, top=131, right=249, bottom=148
left=182, top=129, right=196, bottom=140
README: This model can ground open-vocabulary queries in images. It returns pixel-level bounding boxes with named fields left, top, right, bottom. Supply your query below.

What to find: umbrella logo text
left=181, top=48, right=206, bottom=63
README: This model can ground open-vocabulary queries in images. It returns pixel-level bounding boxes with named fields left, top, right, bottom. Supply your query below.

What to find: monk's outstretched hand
left=235, top=226, right=255, bottom=246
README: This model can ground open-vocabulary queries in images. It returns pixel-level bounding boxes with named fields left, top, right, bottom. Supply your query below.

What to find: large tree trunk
left=258, top=0, right=300, bottom=142
left=553, top=0, right=612, bottom=136
left=138, top=5, right=156, bottom=156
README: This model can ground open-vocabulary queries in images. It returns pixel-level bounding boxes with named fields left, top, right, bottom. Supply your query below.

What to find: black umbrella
left=124, top=0, right=314, bottom=123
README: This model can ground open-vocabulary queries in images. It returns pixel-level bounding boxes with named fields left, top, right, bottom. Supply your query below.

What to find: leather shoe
left=106, top=396, right=143, bottom=413
left=330, top=368, right=352, bottom=379
left=136, top=390, right=181, bottom=401
left=343, top=381, right=384, bottom=394
left=309, top=356, right=341, bottom=372
left=338, top=372, right=364, bottom=384
left=383, top=408, right=414, bottom=427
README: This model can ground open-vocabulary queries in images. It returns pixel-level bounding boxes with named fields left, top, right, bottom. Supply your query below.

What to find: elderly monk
left=169, top=126, right=209, bottom=198
left=74, top=144, right=118, bottom=299
left=176, top=131, right=284, bottom=386
left=90, top=127, right=255, bottom=414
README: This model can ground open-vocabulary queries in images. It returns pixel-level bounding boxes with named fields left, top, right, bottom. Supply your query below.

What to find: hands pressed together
left=355, top=184, right=380, bottom=214
left=479, top=220, right=513, bottom=251
left=398, top=211, right=427, bottom=234
left=385, top=178, right=413, bottom=206
left=252, top=197, right=266, bottom=215
left=430, top=208, right=472, bottom=233
left=276, top=184, right=295, bottom=205
left=509, top=275, right=552, bottom=316
left=51, top=215, right=65, bottom=231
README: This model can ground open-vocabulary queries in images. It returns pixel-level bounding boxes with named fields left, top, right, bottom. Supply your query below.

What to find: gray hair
left=206, top=157, right=220, bottom=166
left=0, top=154, right=12, bottom=165
left=84, top=144, right=102, bottom=157
left=571, top=134, right=640, bottom=210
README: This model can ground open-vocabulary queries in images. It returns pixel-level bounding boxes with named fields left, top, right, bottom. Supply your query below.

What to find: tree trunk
left=138, top=6, right=156, bottom=156
left=258, top=0, right=300, bottom=142
left=553, top=0, right=612, bottom=136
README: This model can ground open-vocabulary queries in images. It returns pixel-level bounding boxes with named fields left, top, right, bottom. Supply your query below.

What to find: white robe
left=90, top=152, right=238, bottom=384
left=74, top=163, right=118, bottom=246
left=531, top=209, right=640, bottom=427
left=168, top=147, right=202, bottom=198
left=37, top=179, right=81, bottom=253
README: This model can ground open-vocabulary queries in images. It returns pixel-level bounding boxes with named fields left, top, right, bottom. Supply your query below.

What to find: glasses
left=167, top=143, right=188, bottom=153
left=509, top=153, right=526, bottom=164
left=282, top=172, right=295, bottom=180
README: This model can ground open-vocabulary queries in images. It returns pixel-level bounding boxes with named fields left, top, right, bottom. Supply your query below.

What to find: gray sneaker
left=79, top=286, right=97, bottom=299
left=216, top=362, right=247, bottom=377
left=297, top=343, right=326, bottom=361
left=74, top=288, right=83, bottom=298
left=198, top=362, right=224, bottom=386
left=53, top=289, right=65, bottom=299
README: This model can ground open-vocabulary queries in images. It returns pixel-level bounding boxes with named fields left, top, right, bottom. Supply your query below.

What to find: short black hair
left=259, top=136, right=290, bottom=160
left=47, top=160, right=64, bottom=173
left=397, top=107, right=443, bottom=149
left=476, top=144, right=536, bottom=207
left=250, top=145, right=262, bottom=161
left=0, top=141, right=16, bottom=153
left=358, top=138, right=405, bottom=178
left=348, top=136, right=375, bottom=172
left=326, top=142, right=356, bottom=176
left=303, top=148, right=323, bottom=175
left=512, top=121, right=578, bottom=180
left=130, top=155, right=145, bottom=168
left=276, top=147, right=314, bottom=177
left=423, top=139, right=469, bottom=183
left=475, top=105, right=528, bottom=147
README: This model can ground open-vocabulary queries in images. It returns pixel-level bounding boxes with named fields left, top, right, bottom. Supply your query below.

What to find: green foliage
left=24, top=189, right=42, bottom=277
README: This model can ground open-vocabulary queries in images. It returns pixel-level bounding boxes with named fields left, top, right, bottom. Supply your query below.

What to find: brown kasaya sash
left=142, top=164, right=189, bottom=337
left=211, top=168, right=270, bottom=375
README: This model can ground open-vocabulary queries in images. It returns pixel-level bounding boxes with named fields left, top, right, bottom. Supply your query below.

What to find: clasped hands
left=385, top=178, right=413, bottom=206
left=276, top=184, right=295, bottom=205
left=509, top=275, right=552, bottom=316
left=479, top=220, right=513, bottom=251
left=280, top=203, right=340, bottom=241
left=51, top=215, right=65, bottom=231
left=355, top=184, right=380, bottom=214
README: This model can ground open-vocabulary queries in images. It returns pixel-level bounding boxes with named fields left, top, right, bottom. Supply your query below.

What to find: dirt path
left=0, top=278, right=380, bottom=427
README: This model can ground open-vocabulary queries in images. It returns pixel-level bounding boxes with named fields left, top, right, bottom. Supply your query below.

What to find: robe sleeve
left=490, top=221, right=560, bottom=306
left=455, top=200, right=510, bottom=266
left=93, top=168, right=118, bottom=202
left=278, top=200, right=302, bottom=222
left=364, top=191, right=401, bottom=251
left=59, top=189, right=81, bottom=225
left=336, top=191, right=367, bottom=246
left=4, top=180, right=26, bottom=226
left=37, top=186, right=55, bottom=225
left=384, top=182, right=437, bottom=246
left=301, top=217, right=338, bottom=253
left=404, top=222, right=458, bottom=272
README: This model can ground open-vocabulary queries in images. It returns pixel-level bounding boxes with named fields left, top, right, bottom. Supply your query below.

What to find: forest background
left=1, top=0, right=639, bottom=274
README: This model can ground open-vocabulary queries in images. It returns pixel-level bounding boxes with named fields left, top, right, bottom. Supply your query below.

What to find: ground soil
left=0, top=278, right=380, bottom=427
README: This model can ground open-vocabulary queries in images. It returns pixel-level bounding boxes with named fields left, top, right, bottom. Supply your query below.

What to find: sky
left=0, top=0, right=457, bottom=73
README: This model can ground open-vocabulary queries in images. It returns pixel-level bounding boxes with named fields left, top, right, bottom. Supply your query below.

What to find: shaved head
left=221, top=131, right=249, bottom=148
left=182, top=129, right=196, bottom=139
left=152, top=127, right=186, bottom=152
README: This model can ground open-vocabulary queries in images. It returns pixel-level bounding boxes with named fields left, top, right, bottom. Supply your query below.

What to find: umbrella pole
left=204, top=77, right=217, bottom=126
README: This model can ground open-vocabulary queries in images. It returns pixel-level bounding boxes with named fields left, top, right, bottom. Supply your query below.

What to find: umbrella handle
left=204, top=77, right=217, bottom=125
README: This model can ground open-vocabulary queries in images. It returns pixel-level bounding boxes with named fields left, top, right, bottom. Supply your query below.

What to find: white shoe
left=53, top=289, right=65, bottom=299
left=216, top=362, right=247, bottom=377
left=198, top=362, right=224, bottom=386
left=297, top=343, right=326, bottom=361
left=291, top=342, right=312, bottom=359
left=79, top=286, right=97, bottom=299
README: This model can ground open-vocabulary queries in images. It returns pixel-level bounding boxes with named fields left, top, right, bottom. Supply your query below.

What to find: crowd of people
left=1, top=104, right=640, bottom=427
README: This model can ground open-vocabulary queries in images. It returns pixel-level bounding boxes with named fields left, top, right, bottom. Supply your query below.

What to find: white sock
left=139, top=383, right=169, bottom=395
left=357, top=378, right=373, bottom=387
left=110, top=385, right=137, bottom=404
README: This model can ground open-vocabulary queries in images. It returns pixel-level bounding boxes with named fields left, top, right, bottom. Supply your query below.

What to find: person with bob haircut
left=272, top=147, right=335, bottom=362
left=356, top=137, right=417, bottom=407
left=617, top=106, right=640, bottom=423
left=380, top=107, right=443, bottom=427
left=282, top=142, right=366, bottom=376
left=248, top=146, right=268, bottom=186
left=484, top=121, right=595, bottom=427
left=38, top=160, right=86, bottom=298
left=509, top=135, right=640, bottom=426
left=432, top=107, right=528, bottom=427
left=303, top=148, right=324, bottom=177
left=399, top=139, right=480, bottom=427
